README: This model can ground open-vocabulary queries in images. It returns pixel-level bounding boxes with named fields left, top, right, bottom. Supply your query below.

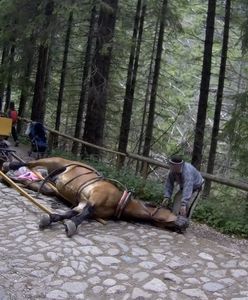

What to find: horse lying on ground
left=3, top=157, right=189, bottom=237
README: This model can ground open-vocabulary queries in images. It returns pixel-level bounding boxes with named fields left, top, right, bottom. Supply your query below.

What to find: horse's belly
left=55, top=180, right=79, bottom=206
left=93, top=206, right=116, bottom=219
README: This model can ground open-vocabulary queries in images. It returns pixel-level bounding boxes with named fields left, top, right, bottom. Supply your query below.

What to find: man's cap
left=169, top=155, right=184, bottom=165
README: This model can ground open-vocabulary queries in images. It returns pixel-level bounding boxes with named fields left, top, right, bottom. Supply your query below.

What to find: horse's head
left=143, top=203, right=189, bottom=233
left=171, top=215, right=189, bottom=233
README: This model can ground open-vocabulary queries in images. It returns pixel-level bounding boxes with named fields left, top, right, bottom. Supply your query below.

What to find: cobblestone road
left=0, top=181, right=248, bottom=300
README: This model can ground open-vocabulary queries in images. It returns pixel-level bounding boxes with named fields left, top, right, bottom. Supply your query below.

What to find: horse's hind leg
left=64, top=203, right=95, bottom=237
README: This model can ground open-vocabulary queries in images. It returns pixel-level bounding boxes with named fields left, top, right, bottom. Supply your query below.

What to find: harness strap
left=37, top=163, right=102, bottom=197
left=115, top=190, right=132, bottom=219
left=75, top=177, right=103, bottom=200
left=63, top=171, right=96, bottom=186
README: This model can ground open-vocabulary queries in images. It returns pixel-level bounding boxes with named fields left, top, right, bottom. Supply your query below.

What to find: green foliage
left=193, top=185, right=248, bottom=238
left=222, top=92, right=248, bottom=177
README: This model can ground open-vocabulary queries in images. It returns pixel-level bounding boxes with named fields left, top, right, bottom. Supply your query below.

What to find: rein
left=150, top=206, right=161, bottom=217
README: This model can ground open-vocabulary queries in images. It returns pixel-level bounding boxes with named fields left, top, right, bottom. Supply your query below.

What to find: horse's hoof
left=64, top=220, right=77, bottom=237
left=39, top=214, right=51, bottom=229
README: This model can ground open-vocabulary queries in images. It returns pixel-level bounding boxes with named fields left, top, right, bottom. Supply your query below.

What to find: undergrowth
left=193, top=185, right=248, bottom=238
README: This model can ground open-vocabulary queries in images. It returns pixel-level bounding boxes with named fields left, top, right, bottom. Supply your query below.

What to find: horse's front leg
left=39, top=209, right=79, bottom=229
left=64, top=202, right=95, bottom=237
left=40, top=202, right=94, bottom=237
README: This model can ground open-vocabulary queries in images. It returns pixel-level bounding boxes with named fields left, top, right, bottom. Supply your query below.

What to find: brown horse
left=4, top=157, right=189, bottom=236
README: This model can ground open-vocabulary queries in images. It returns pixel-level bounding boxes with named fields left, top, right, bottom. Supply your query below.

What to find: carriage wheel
left=39, top=214, right=52, bottom=229
left=64, top=220, right=77, bottom=237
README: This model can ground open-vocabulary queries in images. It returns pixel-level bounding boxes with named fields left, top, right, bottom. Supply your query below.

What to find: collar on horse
left=115, top=190, right=132, bottom=219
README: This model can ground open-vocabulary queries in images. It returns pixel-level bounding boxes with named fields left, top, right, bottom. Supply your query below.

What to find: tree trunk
left=136, top=19, right=159, bottom=174
left=82, top=0, right=118, bottom=156
left=17, top=48, right=34, bottom=133
left=54, top=11, right=73, bottom=147
left=31, top=0, right=54, bottom=123
left=71, top=5, right=97, bottom=155
left=117, top=0, right=145, bottom=167
left=141, top=0, right=168, bottom=176
left=43, top=31, right=56, bottom=107
left=0, top=46, right=8, bottom=110
left=31, top=45, right=49, bottom=122
left=191, top=0, right=216, bottom=170
left=4, top=45, right=15, bottom=112
left=203, top=0, right=231, bottom=197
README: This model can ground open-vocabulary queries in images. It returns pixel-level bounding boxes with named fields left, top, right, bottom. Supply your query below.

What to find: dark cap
left=169, top=155, right=184, bottom=165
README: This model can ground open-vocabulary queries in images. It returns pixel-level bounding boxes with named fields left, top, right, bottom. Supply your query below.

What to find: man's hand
left=161, top=197, right=170, bottom=207
left=179, top=205, right=187, bottom=217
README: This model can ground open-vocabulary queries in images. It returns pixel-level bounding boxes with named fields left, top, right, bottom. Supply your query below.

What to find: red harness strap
left=115, top=190, right=132, bottom=219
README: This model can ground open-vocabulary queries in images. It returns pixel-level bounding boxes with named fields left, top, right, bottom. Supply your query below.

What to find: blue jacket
left=164, top=162, right=204, bottom=206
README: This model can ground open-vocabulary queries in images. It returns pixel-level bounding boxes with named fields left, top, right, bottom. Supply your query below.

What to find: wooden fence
left=20, top=118, right=248, bottom=192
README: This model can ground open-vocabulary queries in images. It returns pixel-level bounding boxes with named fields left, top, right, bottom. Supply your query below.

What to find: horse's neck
left=122, top=199, right=177, bottom=223
left=122, top=199, right=151, bottom=220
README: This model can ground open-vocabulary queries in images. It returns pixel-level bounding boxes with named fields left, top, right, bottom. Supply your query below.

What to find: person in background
left=8, top=101, right=19, bottom=146
left=162, top=155, right=204, bottom=218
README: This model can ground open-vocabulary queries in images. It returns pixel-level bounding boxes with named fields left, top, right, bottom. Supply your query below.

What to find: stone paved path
left=0, top=180, right=248, bottom=300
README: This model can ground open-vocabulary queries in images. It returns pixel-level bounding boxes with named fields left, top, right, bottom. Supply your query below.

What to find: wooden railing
left=19, top=117, right=248, bottom=192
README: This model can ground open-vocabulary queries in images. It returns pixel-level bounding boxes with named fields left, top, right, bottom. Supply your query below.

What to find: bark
left=141, top=0, right=168, bottom=176
left=117, top=0, right=145, bottom=167
left=31, top=45, right=49, bottom=122
left=54, top=11, right=73, bottom=147
left=44, top=43, right=53, bottom=104
left=82, top=0, right=118, bottom=156
left=4, top=45, right=15, bottom=112
left=191, top=0, right=216, bottom=170
left=204, top=0, right=231, bottom=196
left=17, top=50, right=34, bottom=133
left=136, top=19, right=159, bottom=174
left=0, top=46, right=8, bottom=109
left=30, top=0, right=54, bottom=123
left=71, top=5, right=97, bottom=155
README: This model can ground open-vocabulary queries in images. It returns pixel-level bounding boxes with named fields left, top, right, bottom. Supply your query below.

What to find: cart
left=0, top=117, right=16, bottom=163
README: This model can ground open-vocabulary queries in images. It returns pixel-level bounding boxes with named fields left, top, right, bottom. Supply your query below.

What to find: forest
left=0, top=0, right=247, bottom=236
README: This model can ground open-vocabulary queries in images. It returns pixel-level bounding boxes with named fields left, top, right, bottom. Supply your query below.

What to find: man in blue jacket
left=163, top=155, right=204, bottom=218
